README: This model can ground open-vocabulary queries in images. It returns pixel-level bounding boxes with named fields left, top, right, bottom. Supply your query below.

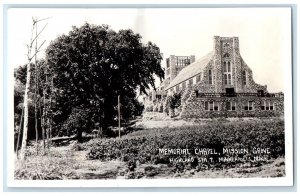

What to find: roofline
left=165, top=72, right=202, bottom=91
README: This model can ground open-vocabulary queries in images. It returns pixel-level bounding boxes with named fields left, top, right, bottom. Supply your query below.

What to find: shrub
left=86, top=119, right=285, bottom=172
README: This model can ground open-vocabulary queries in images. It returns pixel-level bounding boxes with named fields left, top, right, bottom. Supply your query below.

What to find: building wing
left=165, top=52, right=213, bottom=90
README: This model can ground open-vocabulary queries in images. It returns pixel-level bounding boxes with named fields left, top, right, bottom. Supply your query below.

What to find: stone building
left=143, top=36, right=284, bottom=118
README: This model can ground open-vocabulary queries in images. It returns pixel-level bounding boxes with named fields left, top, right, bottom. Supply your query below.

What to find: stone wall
left=180, top=91, right=284, bottom=119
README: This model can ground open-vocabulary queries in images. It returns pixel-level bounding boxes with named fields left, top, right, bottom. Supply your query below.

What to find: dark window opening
left=208, top=70, right=212, bottom=84
left=257, top=90, right=264, bottom=97
left=242, top=71, right=247, bottom=85
left=195, top=90, right=199, bottom=97
left=226, top=102, right=231, bottom=110
left=226, top=88, right=235, bottom=97
left=204, top=102, right=208, bottom=110
left=224, top=53, right=230, bottom=57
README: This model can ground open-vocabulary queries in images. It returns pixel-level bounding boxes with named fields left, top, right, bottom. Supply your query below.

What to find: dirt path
left=66, top=146, right=126, bottom=179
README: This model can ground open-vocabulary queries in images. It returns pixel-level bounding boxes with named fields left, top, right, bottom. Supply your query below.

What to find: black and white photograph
left=6, top=6, right=293, bottom=187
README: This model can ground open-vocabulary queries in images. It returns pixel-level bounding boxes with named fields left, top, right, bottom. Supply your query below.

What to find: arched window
left=224, top=74, right=227, bottom=85
left=208, top=70, right=212, bottom=84
left=228, top=74, right=231, bottom=85
left=223, top=53, right=230, bottom=58
left=242, top=71, right=247, bottom=85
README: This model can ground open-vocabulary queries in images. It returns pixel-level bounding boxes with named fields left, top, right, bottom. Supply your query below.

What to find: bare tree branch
left=29, top=23, right=48, bottom=48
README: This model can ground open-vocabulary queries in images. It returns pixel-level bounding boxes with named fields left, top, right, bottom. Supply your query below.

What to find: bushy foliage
left=45, top=23, right=164, bottom=135
left=86, top=119, right=285, bottom=172
left=169, top=92, right=181, bottom=109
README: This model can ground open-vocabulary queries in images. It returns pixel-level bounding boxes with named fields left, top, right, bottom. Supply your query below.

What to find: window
left=196, top=75, right=200, bottom=82
left=176, top=85, right=179, bottom=92
left=195, top=90, right=199, bottom=98
left=196, top=73, right=202, bottom=83
left=182, top=81, right=186, bottom=89
left=242, top=71, right=247, bottom=85
left=223, top=53, right=230, bottom=58
left=228, top=74, right=231, bottom=85
left=227, top=62, right=231, bottom=72
left=226, top=101, right=236, bottom=111
left=176, top=56, right=191, bottom=67
left=209, top=101, right=214, bottom=111
left=189, top=79, right=193, bottom=86
left=224, top=42, right=230, bottom=47
left=261, top=100, right=274, bottom=110
left=223, top=62, right=227, bottom=72
left=204, top=101, right=219, bottom=111
left=208, top=70, right=213, bottom=84
left=244, top=101, right=254, bottom=111
left=223, top=61, right=232, bottom=85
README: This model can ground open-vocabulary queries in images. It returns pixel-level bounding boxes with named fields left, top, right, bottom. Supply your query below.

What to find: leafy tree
left=45, top=23, right=164, bottom=139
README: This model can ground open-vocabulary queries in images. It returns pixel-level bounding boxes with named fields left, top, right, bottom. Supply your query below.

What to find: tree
left=45, top=23, right=164, bottom=139
left=14, top=60, right=46, bottom=153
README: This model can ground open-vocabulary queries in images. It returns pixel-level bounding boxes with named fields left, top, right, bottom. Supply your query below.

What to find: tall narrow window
left=189, top=79, right=193, bottom=86
left=204, top=102, right=209, bottom=110
left=208, top=70, right=212, bottom=84
left=195, top=90, right=199, bottom=98
left=249, top=101, right=253, bottom=110
left=223, top=62, right=227, bottom=72
left=176, top=85, right=179, bottom=92
left=223, top=61, right=232, bottom=85
left=196, top=74, right=201, bottom=82
left=182, top=81, right=186, bottom=89
left=242, top=71, right=247, bottom=85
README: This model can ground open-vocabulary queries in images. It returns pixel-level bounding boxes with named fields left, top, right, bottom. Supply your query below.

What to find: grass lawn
left=15, top=117, right=285, bottom=180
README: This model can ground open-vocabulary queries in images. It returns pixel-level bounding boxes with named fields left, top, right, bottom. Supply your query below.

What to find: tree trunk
left=34, top=24, right=39, bottom=155
left=19, top=63, right=32, bottom=160
left=16, top=106, right=24, bottom=156
left=41, top=96, right=46, bottom=153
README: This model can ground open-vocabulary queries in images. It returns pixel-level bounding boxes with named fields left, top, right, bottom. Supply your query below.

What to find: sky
left=7, top=8, right=291, bottom=93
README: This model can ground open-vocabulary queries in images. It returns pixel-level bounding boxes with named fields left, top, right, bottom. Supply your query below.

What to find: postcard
left=6, top=6, right=293, bottom=187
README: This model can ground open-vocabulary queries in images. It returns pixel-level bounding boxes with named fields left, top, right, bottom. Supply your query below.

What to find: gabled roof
left=165, top=52, right=214, bottom=90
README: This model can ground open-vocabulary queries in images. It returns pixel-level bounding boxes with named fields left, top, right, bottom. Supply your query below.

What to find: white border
left=3, top=2, right=295, bottom=188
